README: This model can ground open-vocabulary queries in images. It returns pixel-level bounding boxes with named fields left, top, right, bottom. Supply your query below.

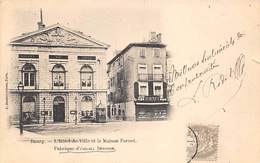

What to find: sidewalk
left=21, top=120, right=130, bottom=127
left=12, top=120, right=168, bottom=136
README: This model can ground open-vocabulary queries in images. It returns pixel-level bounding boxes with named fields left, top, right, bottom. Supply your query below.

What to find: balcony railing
left=137, top=95, right=168, bottom=103
left=138, top=74, right=164, bottom=81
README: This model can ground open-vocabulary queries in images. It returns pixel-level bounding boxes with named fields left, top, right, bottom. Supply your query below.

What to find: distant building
left=8, top=15, right=109, bottom=124
left=107, top=32, right=169, bottom=121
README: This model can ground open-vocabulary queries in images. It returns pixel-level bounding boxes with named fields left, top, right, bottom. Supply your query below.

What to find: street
left=18, top=121, right=169, bottom=136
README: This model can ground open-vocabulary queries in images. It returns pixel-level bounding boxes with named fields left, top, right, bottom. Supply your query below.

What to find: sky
left=1, top=0, right=258, bottom=63
left=1, top=0, right=165, bottom=61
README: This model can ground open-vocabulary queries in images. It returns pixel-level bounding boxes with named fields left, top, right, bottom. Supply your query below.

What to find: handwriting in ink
left=177, top=54, right=245, bottom=107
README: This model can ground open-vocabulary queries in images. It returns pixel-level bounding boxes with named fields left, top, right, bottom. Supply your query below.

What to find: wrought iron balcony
left=138, top=74, right=164, bottom=81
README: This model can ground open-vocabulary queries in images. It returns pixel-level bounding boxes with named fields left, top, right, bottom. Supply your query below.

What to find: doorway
left=53, top=96, right=65, bottom=122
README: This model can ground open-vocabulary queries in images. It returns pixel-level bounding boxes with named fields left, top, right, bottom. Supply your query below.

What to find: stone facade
left=107, top=32, right=169, bottom=121
left=8, top=23, right=109, bottom=124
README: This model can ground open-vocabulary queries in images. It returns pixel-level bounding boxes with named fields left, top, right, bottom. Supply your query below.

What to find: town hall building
left=8, top=17, right=109, bottom=124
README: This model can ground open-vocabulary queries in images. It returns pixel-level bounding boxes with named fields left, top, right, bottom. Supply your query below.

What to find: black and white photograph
left=0, top=0, right=260, bottom=163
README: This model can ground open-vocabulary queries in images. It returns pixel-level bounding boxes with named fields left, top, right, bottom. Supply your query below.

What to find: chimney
left=37, top=8, right=45, bottom=30
left=156, top=33, right=162, bottom=43
left=149, top=32, right=157, bottom=42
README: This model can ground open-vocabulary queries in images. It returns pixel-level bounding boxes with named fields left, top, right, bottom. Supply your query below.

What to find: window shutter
left=109, top=93, right=112, bottom=101
left=134, top=82, right=139, bottom=98
left=111, top=93, right=114, bottom=102
left=148, top=81, right=153, bottom=96
left=163, top=82, right=167, bottom=98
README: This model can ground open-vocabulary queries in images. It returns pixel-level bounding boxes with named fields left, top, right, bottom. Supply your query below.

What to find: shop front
left=80, top=95, right=95, bottom=122
left=135, top=104, right=168, bottom=121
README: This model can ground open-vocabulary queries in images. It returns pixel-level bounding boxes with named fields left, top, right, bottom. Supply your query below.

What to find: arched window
left=53, top=96, right=65, bottom=105
left=23, top=96, right=35, bottom=111
left=22, top=63, right=36, bottom=88
left=80, top=65, right=93, bottom=89
left=80, top=96, right=94, bottom=120
left=52, top=64, right=65, bottom=89
left=22, top=96, right=36, bottom=123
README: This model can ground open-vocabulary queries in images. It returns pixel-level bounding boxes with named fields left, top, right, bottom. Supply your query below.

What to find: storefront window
left=80, top=65, right=93, bottom=89
left=52, top=64, right=65, bottom=89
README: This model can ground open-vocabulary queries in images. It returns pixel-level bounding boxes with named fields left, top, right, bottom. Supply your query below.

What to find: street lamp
left=43, top=97, right=46, bottom=126
left=75, top=96, right=78, bottom=125
left=17, top=81, right=24, bottom=135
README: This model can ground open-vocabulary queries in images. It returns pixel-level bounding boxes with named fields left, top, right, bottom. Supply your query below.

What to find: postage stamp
left=186, top=124, right=219, bottom=162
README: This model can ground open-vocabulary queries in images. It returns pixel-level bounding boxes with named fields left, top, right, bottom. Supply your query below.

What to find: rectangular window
left=140, top=86, right=147, bottom=95
left=77, top=56, right=96, bottom=60
left=139, top=82, right=148, bottom=96
left=153, top=64, right=162, bottom=74
left=53, top=73, right=64, bottom=87
left=153, top=82, right=163, bottom=97
left=23, top=71, right=35, bottom=88
left=154, top=49, right=161, bottom=57
left=29, top=73, right=34, bottom=86
left=138, top=64, right=147, bottom=74
left=139, top=48, right=145, bottom=58
left=24, top=73, right=29, bottom=86
left=81, top=73, right=92, bottom=89
left=154, top=86, right=162, bottom=95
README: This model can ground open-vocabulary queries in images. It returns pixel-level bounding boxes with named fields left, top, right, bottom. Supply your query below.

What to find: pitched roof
left=107, top=42, right=166, bottom=65
left=10, top=23, right=110, bottom=49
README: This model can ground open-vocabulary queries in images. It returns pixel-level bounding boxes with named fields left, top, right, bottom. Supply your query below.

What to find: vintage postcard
left=0, top=0, right=259, bottom=163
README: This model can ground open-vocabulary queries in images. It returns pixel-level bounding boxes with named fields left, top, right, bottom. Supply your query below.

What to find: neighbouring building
left=107, top=32, right=169, bottom=121
left=8, top=16, right=109, bottom=124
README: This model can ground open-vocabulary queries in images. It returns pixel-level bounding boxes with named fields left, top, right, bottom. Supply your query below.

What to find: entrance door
left=53, top=96, right=65, bottom=122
